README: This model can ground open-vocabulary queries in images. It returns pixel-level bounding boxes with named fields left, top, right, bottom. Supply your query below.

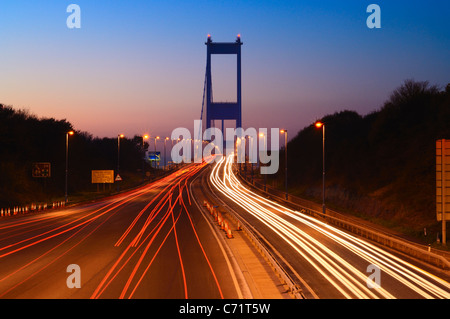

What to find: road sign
left=91, top=170, right=114, bottom=184
left=32, top=162, right=51, bottom=178
left=148, top=152, right=161, bottom=161
left=436, top=139, right=450, bottom=221
left=115, top=174, right=122, bottom=181
left=436, top=139, right=450, bottom=245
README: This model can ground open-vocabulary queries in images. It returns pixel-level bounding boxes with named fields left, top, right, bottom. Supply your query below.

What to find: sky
left=1, top=0, right=449, bottom=143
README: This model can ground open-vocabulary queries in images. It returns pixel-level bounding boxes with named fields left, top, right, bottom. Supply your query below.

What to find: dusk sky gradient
left=1, top=1, right=449, bottom=141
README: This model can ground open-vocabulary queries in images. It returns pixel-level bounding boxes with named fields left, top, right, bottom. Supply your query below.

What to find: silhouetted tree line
left=0, top=106, right=152, bottom=206
left=275, top=80, right=450, bottom=235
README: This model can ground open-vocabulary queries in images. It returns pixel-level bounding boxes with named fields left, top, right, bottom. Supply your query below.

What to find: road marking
left=189, top=168, right=250, bottom=299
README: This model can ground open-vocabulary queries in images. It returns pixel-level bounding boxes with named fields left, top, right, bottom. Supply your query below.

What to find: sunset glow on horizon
left=0, top=0, right=448, bottom=140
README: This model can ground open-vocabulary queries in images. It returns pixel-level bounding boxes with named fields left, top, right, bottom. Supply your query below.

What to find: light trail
left=0, top=164, right=225, bottom=299
left=91, top=162, right=224, bottom=299
left=0, top=175, right=175, bottom=298
left=210, top=154, right=450, bottom=299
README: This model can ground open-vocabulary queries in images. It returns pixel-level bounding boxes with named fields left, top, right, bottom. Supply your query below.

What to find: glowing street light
left=65, top=131, right=74, bottom=204
left=150, top=136, right=160, bottom=168
left=249, top=135, right=254, bottom=184
left=118, top=134, right=125, bottom=173
left=259, top=132, right=267, bottom=192
left=142, top=134, right=149, bottom=182
left=280, top=129, right=288, bottom=200
left=117, top=134, right=124, bottom=191
left=164, top=137, right=170, bottom=170
left=315, top=121, right=326, bottom=215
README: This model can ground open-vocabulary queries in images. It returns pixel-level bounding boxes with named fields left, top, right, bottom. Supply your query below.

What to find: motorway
left=209, top=154, right=450, bottom=299
left=2, top=156, right=450, bottom=300
left=0, top=163, right=243, bottom=299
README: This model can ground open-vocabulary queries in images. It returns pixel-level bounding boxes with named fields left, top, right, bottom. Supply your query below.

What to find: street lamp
left=259, top=132, right=267, bottom=192
left=117, top=134, right=124, bottom=191
left=151, top=136, right=160, bottom=168
left=65, top=131, right=74, bottom=204
left=244, top=136, right=249, bottom=180
left=142, top=134, right=149, bottom=182
left=315, top=121, right=326, bottom=215
left=249, top=136, right=254, bottom=184
left=280, top=129, right=288, bottom=200
left=164, top=137, right=169, bottom=170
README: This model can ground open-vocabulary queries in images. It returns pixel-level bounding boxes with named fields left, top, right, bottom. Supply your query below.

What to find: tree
left=387, top=79, right=439, bottom=106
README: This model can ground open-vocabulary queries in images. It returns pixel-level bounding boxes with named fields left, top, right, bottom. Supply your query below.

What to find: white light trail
left=210, top=154, right=450, bottom=299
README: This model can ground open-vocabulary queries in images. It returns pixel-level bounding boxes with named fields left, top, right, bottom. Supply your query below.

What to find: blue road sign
left=148, top=152, right=161, bottom=161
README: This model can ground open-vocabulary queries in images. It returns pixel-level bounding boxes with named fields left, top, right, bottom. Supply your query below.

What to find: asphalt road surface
left=209, top=154, right=450, bottom=299
left=0, top=163, right=241, bottom=299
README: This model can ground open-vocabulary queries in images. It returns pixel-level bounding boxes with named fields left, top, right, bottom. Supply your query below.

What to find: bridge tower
left=204, top=34, right=243, bottom=132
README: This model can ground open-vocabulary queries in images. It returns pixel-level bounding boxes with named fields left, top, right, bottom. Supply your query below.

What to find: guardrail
left=203, top=177, right=305, bottom=299
left=226, top=209, right=304, bottom=299
left=236, top=168, right=450, bottom=271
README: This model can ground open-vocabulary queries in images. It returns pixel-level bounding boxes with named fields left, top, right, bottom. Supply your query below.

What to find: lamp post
left=65, top=131, right=74, bottom=204
left=280, top=129, right=288, bottom=200
left=164, top=137, right=169, bottom=170
left=151, top=136, right=160, bottom=168
left=142, top=134, right=149, bottom=182
left=176, top=138, right=181, bottom=166
left=244, top=136, right=248, bottom=180
left=117, top=134, right=124, bottom=191
left=315, top=122, right=326, bottom=215
left=250, top=136, right=254, bottom=184
left=259, top=132, right=266, bottom=192
left=237, top=136, right=242, bottom=174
